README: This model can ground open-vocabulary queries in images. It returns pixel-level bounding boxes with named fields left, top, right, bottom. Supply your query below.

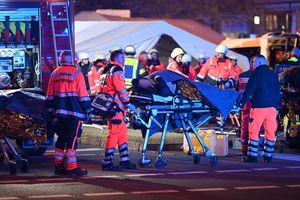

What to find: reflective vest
left=124, top=57, right=145, bottom=88
left=88, top=63, right=105, bottom=96
left=46, top=65, right=91, bottom=120
left=167, top=60, right=196, bottom=81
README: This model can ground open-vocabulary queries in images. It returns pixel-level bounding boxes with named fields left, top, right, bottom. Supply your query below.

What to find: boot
left=102, top=163, right=121, bottom=171
left=119, top=160, right=137, bottom=170
left=263, top=155, right=272, bottom=163
left=66, top=167, right=88, bottom=176
left=54, top=163, right=66, bottom=175
left=242, top=156, right=258, bottom=163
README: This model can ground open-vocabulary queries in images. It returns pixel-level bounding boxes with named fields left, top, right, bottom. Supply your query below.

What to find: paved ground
left=1, top=147, right=300, bottom=200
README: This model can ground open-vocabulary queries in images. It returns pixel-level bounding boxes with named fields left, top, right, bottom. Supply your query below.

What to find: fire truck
left=0, top=0, right=75, bottom=156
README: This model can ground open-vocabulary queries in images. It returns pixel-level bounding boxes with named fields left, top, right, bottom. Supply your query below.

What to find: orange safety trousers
left=248, top=107, right=277, bottom=141
left=106, top=112, right=128, bottom=149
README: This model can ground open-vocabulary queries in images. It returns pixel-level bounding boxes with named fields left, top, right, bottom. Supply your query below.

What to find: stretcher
left=0, top=89, right=49, bottom=174
left=129, top=70, right=239, bottom=168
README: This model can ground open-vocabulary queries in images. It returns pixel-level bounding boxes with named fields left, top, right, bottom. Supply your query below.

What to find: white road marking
left=285, top=166, right=300, bottom=169
left=46, top=148, right=101, bottom=153
left=83, top=192, right=125, bottom=196
left=125, top=173, right=165, bottom=177
left=36, top=178, right=74, bottom=182
left=252, top=168, right=279, bottom=171
left=187, top=188, right=227, bottom=192
left=235, top=185, right=280, bottom=190
left=81, top=175, right=120, bottom=179
left=215, top=169, right=251, bottom=173
left=286, top=184, right=300, bottom=188
left=0, top=180, right=29, bottom=184
left=76, top=154, right=96, bottom=157
left=0, top=197, right=20, bottom=200
left=27, top=194, right=72, bottom=199
left=273, top=153, right=300, bottom=162
left=167, top=171, right=208, bottom=175
left=131, top=190, right=179, bottom=194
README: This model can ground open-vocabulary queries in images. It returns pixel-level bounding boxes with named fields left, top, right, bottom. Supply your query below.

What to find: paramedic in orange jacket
left=88, top=53, right=106, bottom=96
left=147, top=49, right=165, bottom=74
left=181, top=54, right=196, bottom=81
left=238, top=55, right=280, bottom=163
left=197, top=45, right=238, bottom=89
left=46, top=51, right=91, bottom=176
left=99, top=49, right=137, bottom=171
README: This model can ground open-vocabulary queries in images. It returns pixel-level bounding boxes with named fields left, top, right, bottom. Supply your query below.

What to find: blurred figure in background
left=77, top=52, right=92, bottom=95
left=195, top=52, right=207, bottom=75
left=88, top=53, right=106, bottom=96
left=147, top=48, right=165, bottom=74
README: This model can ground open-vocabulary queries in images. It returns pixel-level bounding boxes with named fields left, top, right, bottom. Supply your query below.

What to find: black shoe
left=54, top=163, right=66, bottom=175
left=119, top=160, right=137, bottom=170
left=102, top=163, right=121, bottom=171
left=263, top=156, right=272, bottom=163
left=66, top=167, right=88, bottom=176
left=242, top=156, right=258, bottom=163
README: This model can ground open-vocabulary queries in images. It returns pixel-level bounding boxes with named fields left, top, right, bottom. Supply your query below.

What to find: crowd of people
left=44, top=44, right=299, bottom=176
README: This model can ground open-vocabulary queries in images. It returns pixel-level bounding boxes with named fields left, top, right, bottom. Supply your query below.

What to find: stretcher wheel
left=138, top=158, right=151, bottom=168
left=210, top=155, right=218, bottom=166
left=155, top=158, right=166, bottom=169
left=21, top=160, right=29, bottom=173
left=9, top=163, right=17, bottom=175
left=193, top=154, right=201, bottom=164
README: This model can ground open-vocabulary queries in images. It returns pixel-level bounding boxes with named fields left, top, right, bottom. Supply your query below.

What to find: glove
left=126, top=103, right=136, bottom=112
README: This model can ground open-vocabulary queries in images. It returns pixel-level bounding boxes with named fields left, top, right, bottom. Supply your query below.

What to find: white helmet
left=124, top=45, right=136, bottom=55
left=229, top=54, right=238, bottom=60
left=199, top=52, right=207, bottom=59
left=171, top=47, right=184, bottom=58
left=182, top=54, right=192, bottom=63
left=94, top=53, right=105, bottom=61
left=149, top=49, right=159, bottom=55
left=215, top=45, right=228, bottom=54
left=78, top=52, right=89, bottom=60
left=110, top=45, right=122, bottom=53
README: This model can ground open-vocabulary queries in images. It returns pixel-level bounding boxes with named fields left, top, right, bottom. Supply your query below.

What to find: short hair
left=110, top=50, right=124, bottom=61
left=59, top=51, right=73, bottom=65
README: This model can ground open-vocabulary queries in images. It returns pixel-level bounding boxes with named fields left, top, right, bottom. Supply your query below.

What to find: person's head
left=94, top=53, right=106, bottom=66
left=79, top=52, right=89, bottom=64
left=229, top=54, right=238, bottom=66
left=139, top=51, right=148, bottom=61
left=198, top=52, right=207, bottom=64
left=253, top=55, right=267, bottom=69
left=110, top=50, right=125, bottom=65
left=171, top=47, right=184, bottom=63
left=215, top=45, right=228, bottom=60
left=59, top=50, right=73, bottom=65
left=182, top=54, right=192, bottom=65
left=149, top=49, right=159, bottom=60
left=124, top=45, right=136, bottom=57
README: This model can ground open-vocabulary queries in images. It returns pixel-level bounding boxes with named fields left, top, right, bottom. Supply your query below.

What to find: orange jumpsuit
left=167, top=60, right=196, bottom=81
left=98, top=61, right=131, bottom=165
left=197, top=57, right=241, bottom=88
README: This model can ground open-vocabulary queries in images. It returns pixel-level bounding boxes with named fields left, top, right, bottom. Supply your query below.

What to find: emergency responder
left=147, top=49, right=165, bottom=74
left=181, top=54, right=196, bottom=81
left=88, top=53, right=106, bottom=96
left=238, top=55, right=280, bottom=163
left=195, top=52, right=207, bottom=75
left=77, top=52, right=92, bottom=94
left=46, top=51, right=91, bottom=176
left=237, top=57, right=254, bottom=156
left=197, top=45, right=238, bottom=89
left=99, top=49, right=137, bottom=171
left=124, top=45, right=146, bottom=89
left=229, top=54, right=243, bottom=85
left=167, top=47, right=184, bottom=74
left=138, top=51, right=148, bottom=74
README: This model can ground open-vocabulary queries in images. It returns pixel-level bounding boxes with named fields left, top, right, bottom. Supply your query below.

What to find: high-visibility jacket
left=124, top=57, right=145, bottom=89
left=167, top=60, right=196, bottom=81
left=46, top=65, right=91, bottom=120
left=197, top=56, right=239, bottom=87
left=98, top=62, right=129, bottom=110
left=238, top=70, right=252, bottom=110
left=88, top=62, right=105, bottom=96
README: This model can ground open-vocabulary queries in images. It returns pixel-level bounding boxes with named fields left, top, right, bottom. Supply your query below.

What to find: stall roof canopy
left=75, top=20, right=218, bottom=59
left=75, top=20, right=250, bottom=70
